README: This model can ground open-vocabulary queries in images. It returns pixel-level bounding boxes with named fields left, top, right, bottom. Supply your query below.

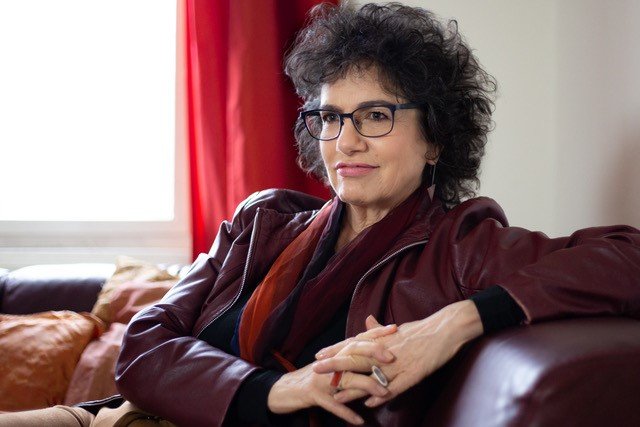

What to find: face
left=318, top=67, right=435, bottom=212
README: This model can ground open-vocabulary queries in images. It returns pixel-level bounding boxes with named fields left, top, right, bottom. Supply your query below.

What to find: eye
left=363, top=109, right=391, bottom=122
left=320, top=111, right=339, bottom=123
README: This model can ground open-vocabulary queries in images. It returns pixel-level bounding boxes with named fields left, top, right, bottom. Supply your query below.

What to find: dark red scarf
left=239, top=185, right=429, bottom=369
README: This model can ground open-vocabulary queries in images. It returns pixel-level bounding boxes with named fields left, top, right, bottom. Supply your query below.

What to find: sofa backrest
left=0, top=264, right=114, bottom=314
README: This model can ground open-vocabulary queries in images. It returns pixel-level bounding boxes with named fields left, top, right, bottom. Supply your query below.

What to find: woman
left=113, top=3, right=640, bottom=426
left=1, top=2, right=638, bottom=427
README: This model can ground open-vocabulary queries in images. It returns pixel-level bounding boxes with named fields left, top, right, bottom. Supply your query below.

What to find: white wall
left=360, top=0, right=640, bottom=236
left=555, top=0, right=640, bottom=233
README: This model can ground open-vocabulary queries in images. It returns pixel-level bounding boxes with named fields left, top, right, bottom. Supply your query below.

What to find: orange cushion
left=0, top=311, right=104, bottom=411
left=63, top=322, right=127, bottom=405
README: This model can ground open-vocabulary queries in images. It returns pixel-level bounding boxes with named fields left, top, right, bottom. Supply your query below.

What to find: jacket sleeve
left=444, top=198, right=640, bottom=322
left=115, top=194, right=262, bottom=427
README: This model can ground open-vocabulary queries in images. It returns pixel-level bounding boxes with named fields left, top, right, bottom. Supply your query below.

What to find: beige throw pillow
left=91, top=256, right=179, bottom=324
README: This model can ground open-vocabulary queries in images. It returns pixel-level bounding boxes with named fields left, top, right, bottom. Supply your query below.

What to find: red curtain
left=184, top=0, right=334, bottom=259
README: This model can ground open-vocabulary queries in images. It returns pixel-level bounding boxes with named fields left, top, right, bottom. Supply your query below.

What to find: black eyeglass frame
left=300, top=102, right=424, bottom=141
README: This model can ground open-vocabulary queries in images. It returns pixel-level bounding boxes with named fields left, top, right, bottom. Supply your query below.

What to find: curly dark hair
left=284, top=2, right=496, bottom=206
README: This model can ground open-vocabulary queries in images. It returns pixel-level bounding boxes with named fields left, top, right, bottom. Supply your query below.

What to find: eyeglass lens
left=305, top=106, right=394, bottom=140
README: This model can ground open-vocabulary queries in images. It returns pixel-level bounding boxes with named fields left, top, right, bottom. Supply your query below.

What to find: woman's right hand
left=267, top=323, right=398, bottom=424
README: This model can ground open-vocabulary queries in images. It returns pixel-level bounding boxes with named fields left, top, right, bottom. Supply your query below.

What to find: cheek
left=319, top=143, right=330, bottom=167
left=387, top=143, right=427, bottom=177
left=392, top=162, right=425, bottom=190
left=319, top=144, right=337, bottom=184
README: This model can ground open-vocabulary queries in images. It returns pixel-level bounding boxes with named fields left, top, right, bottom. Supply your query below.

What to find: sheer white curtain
left=0, top=0, right=190, bottom=269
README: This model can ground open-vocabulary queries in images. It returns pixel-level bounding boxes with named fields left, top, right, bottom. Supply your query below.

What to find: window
left=0, top=0, right=190, bottom=270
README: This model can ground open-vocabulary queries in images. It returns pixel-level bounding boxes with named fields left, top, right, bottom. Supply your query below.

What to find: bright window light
left=0, top=0, right=176, bottom=221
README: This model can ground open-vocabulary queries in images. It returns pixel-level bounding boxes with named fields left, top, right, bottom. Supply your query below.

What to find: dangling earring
left=429, top=163, right=437, bottom=187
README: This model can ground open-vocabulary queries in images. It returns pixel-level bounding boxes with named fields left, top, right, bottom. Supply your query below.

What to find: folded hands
left=267, top=300, right=483, bottom=424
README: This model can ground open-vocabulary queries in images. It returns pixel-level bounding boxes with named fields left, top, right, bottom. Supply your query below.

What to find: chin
left=335, top=187, right=371, bottom=207
left=331, top=177, right=379, bottom=206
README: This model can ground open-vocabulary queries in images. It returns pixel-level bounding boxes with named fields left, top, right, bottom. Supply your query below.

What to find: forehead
left=319, top=67, right=402, bottom=109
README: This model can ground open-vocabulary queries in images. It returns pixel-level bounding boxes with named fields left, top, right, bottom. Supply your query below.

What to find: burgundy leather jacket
left=115, top=189, right=640, bottom=427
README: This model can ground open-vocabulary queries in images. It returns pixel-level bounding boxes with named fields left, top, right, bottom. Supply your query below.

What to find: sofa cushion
left=63, top=322, right=127, bottom=406
left=91, top=256, right=178, bottom=324
left=0, top=264, right=114, bottom=314
left=0, top=311, right=104, bottom=411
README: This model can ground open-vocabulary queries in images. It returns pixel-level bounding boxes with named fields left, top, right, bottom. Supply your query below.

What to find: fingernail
left=386, top=323, right=396, bottom=329
left=383, top=350, right=394, bottom=360
left=315, top=351, right=325, bottom=359
left=354, top=415, right=364, bottom=424
left=334, top=393, right=346, bottom=403
left=364, top=398, right=375, bottom=407
left=378, top=387, right=389, bottom=396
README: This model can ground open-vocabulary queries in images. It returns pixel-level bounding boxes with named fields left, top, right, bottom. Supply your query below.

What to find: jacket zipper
left=196, top=209, right=263, bottom=338
left=347, top=239, right=429, bottom=329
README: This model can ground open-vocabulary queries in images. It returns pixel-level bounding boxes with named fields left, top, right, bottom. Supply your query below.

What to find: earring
left=429, top=163, right=437, bottom=187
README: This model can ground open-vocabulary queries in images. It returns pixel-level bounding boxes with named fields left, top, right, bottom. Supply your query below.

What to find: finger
left=314, top=354, right=379, bottom=374
left=315, top=338, right=354, bottom=360
left=313, top=348, right=394, bottom=374
left=362, top=323, right=397, bottom=339
left=336, top=340, right=394, bottom=363
left=315, top=324, right=397, bottom=360
left=333, top=388, right=368, bottom=404
left=364, top=387, right=397, bottom=408
left=316, top=393, right=364, bottom=425
left=339, top=371, right=390, bottom=398
left=365, top=315, right=383, bottom=330
left=364, top=373, right=412, bottom=407
left=314, top=356, right=369, bottom=374
left=365, top=395, right=388, bottom=407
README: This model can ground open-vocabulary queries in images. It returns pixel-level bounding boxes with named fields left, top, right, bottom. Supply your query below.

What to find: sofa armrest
left=0, top=264, right=115, bottom=314
left=427, top=317, right=640, bottom=427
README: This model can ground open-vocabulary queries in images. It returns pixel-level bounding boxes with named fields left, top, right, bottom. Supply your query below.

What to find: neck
left=334, top=203, right=396, bottom=252
left=334, top=184, right=432, bottom=252
left=344, top=204, right=393, bottom=234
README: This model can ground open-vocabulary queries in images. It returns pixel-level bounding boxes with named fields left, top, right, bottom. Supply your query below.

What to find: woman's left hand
left=313, top=300, right=483, bottom=407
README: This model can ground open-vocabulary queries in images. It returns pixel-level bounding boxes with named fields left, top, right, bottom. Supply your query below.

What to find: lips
left=335, top=162, right=378, bottom=177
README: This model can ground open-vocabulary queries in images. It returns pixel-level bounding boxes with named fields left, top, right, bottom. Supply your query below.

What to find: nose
left=336, top=116, right=367, bottom=155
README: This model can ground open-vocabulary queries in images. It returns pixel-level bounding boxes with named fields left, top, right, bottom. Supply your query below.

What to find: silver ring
left=371, top=365, right=388, bottom=387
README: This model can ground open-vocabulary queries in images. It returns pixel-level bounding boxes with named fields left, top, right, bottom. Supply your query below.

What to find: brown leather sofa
left=1, top=264, right=639, bottom=426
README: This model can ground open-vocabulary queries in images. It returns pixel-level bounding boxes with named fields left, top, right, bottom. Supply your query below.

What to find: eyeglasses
left=300, top=102, right=423, bottom=141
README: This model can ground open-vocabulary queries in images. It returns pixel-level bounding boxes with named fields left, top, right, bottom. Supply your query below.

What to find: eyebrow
left=318, top=99, right=396, bottom=112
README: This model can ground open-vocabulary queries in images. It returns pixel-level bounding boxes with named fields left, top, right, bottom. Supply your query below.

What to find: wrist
left=267, top=373, right=298, bottom=415
left=267, top=377, right=284, bottom=413
left=447, top=300, right=484, bottom=346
